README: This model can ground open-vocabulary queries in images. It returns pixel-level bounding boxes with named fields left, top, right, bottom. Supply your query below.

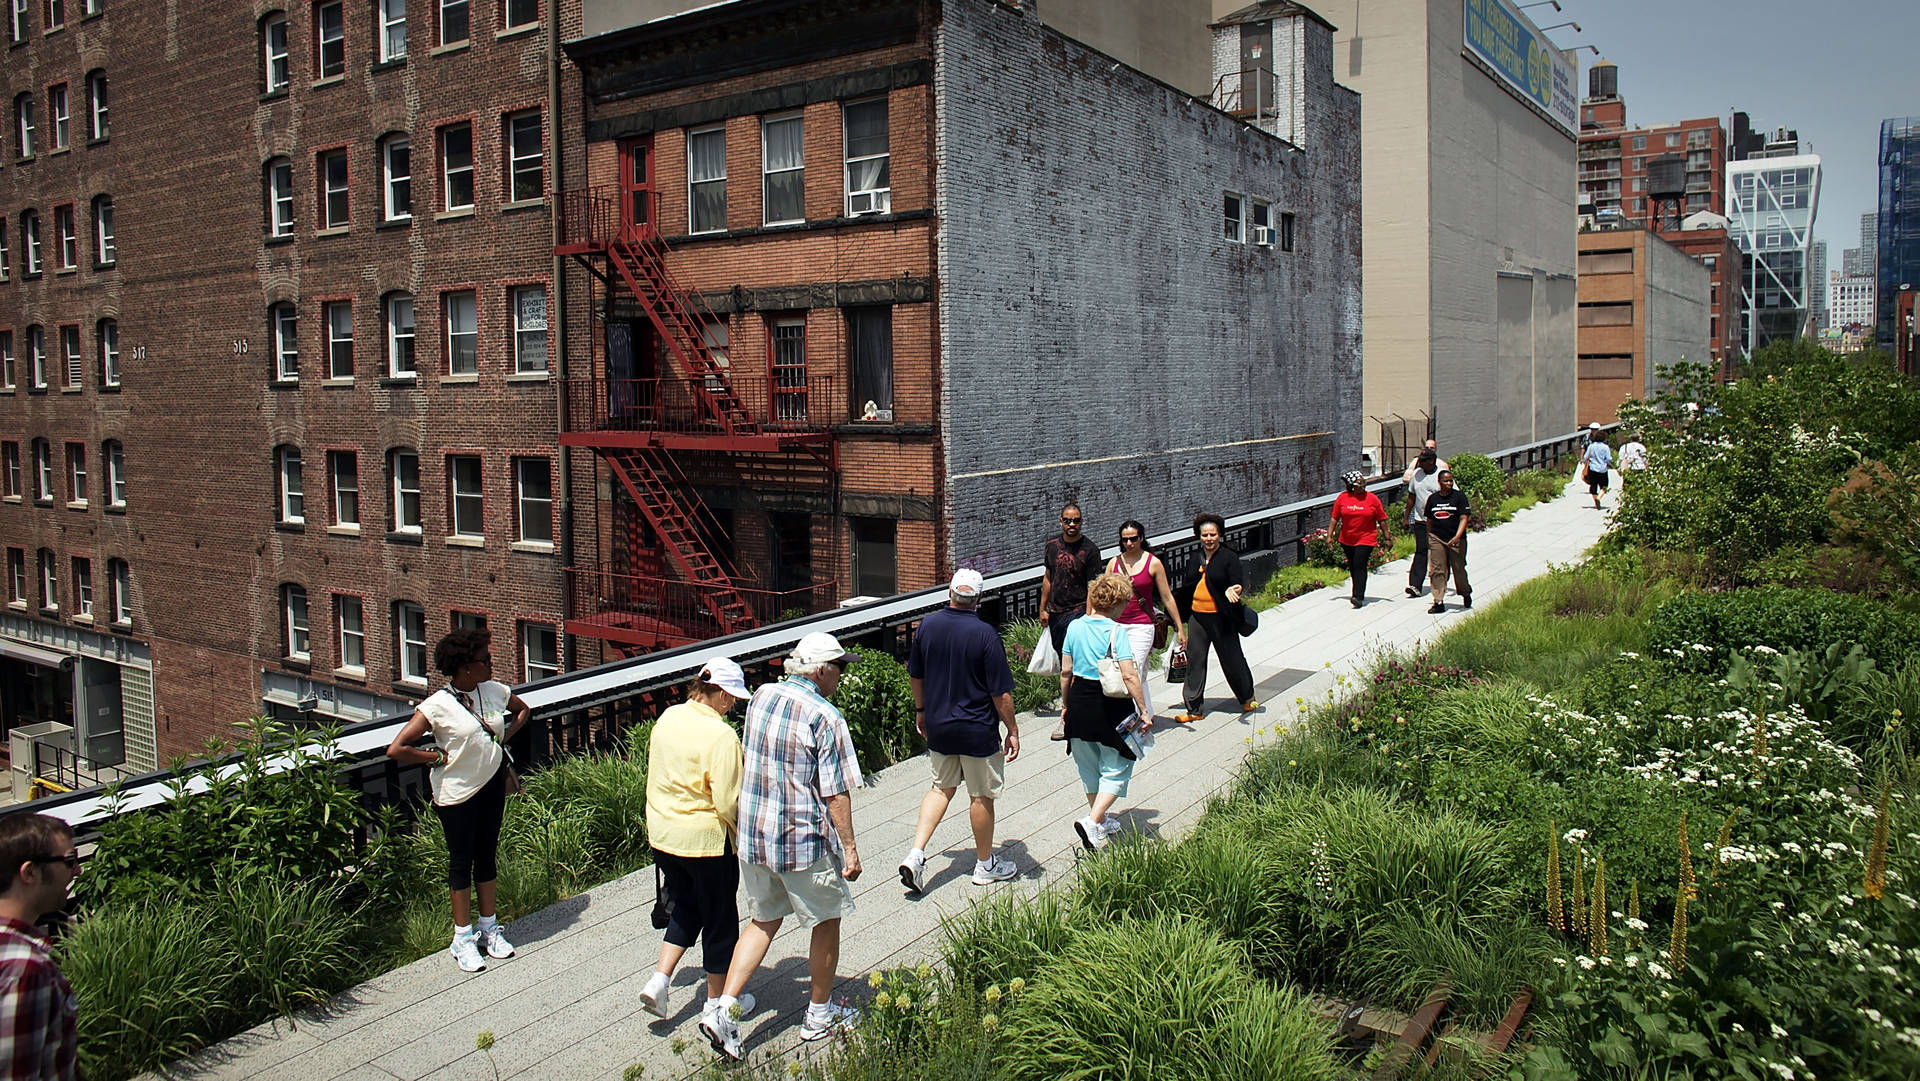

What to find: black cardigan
left=1176, top=544, right=1247, bottom=622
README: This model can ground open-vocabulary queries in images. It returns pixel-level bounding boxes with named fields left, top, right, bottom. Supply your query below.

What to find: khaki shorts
left=741, top=851, right=855, bottom=928
left=930, top=750, right=1006, bottom=799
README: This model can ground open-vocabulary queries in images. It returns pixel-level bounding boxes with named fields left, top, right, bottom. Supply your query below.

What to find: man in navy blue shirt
left=898, top=569, right=1021, bottom=893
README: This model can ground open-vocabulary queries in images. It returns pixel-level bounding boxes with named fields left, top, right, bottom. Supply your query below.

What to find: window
left=687, top=126, right=726, bottom=232
left=0, top=330, right=9, bottom=387
left=452, top=610, right=486, bottom=632
left=319, top=149, right=348, bottom=229
left=1577, top=302, right=1635, bottom=327
left=262, top=14, right=290, bottom=93
left=97, top=318, right=118, bottom=385
left=8, top=0, right=25, bottom=44
left=5, top=550, right=22, bottom=605
left=42, top=0, right=59, bottom=28
left=271, top=303, right=298, bottom=379
left=843, top=98, right=889, bottom=215
left=27, top=326, right=45, bottom=387
left=762, top=113, right=803, bottom=224
left=382, top=136, right=410, bottom=220
left=389, top=448, right=420, bottom=532
left=377, top=0, right=405, bottom=62
left=848, top=307, right=891, bottom=418
left=1250, top=200, right=1272, bottom=246
left=54, top=205, right=76, bottom=269
left=71, top=558, right=90, bottom=618
left=448, top=455, right=482, bottom=538
left=91, top=195, right=113, bottom=265
left=283, top=584, right=310, bottom=658
left=770, top=316, right=807, bottom=422
left=103, top=440, right=123, bottom=506
left=1222, top=193, right=1243, bottom=242
left=267, top=158, right=295, bottom=236
left=22, top=211, right=39, bottom=275
left=395, top=601, right=427, bottom=682
left=1632, top=135, right=1646, bottom=151
left=31, top=438, right=50, bottom=499
left=315, top=1, right=344, bottom=79
left=440, top=123, right=473, bottom=210
left=1279, top=211, right=1296, bottom=253
left=852, top=517, right=896, bottom=597
left=513, top=456, right=550, bottom=544
left=1, top=219, right=8, bottom=279
left=64, top=441, right=85, bottom=504
left=47, top=85, right=68, bottom=151
left=108, top=558, right=129, bottom=623
left=37, top=550, right=56, bottom=611
left=385, top=292, right=415, bottom=375
left=521, top=621, right=557, bottom=681
left=1578, top=354, right=1634, bottom=379
left=329, top=450, right=358, bottom=526
left=1578, top=249, right=1634, bottom=275
left=60, top=325, right=80, bottom=387
left=276, top=445, right=304, bottom=523
left=510, top=284, right=546, bottom=372
left=84, top=71, right=106, bottom=141
left=337, top=595, right=366, bottom=670
left=324, top=300, right=352, bottom=378
left=505, top=111, right=542, bottom=202
left=503, top=0, right=537, bottom=28
left=1, top=443, right=16, bottom=497
left=13, top=93, right=33, bottom=158
left=438, top=0, right=467, bottom=45
left=444, top=290, right=476, bottom=373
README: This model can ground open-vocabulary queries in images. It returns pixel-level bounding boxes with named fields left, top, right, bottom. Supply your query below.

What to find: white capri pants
left=1123, top=622, right=1156, bottom=718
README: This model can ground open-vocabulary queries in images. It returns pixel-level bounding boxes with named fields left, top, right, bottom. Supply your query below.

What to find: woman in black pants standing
left=1175, top=513, right=1259, bottom=721
left=385, top=627, right=530, bottom=973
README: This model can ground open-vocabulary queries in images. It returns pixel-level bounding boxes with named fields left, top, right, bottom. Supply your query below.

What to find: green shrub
left=1447, top=453, right=1506, bottom=527
left=210, top=874, right=366, bottom=1022
left=1644, top=586, right=1920, bottom=672
left=1347, top=910, right=1556, bottom=1022
left=1830, top=447, right=1920, bottom=588
left=518, top=743, right=653, bottom=871
left=1005, top=914, right=1340, bottom=1081
left=831, top=645, right=923, bottom=767
left=62, top=903, right=230, bottom=1081
left=939, top=886, right=1077, bottom=995
left=1001, top=619, right=1062, bottom=715
left=1072, top=831, right=1289, bottom=972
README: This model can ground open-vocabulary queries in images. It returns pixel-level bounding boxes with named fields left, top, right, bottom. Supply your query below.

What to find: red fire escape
left=556, top=186, right=836, bottom=656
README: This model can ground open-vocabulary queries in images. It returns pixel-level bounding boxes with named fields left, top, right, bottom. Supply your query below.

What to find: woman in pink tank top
left=1107, top=520, right=1185, bottom=721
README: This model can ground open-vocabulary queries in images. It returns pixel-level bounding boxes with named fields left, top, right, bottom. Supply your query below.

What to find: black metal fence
left=12, top=425, right=1603, bottom=843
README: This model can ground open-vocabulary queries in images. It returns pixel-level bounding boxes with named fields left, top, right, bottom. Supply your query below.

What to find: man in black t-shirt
left=1040, top=503, right=1100, bottom=739
left=1423, top=470, right=1472, bottom=613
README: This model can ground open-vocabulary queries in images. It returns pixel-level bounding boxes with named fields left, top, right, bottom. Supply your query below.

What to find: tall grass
left=64, top=904, right=230, bottom=1079
left=938, top=886, right=1076, bottom=995
left=1428, top=560, right=1678, bottom=695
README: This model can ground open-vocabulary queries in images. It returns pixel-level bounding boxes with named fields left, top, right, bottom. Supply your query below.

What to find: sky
left=1551, top=0, right=1920, bottom=259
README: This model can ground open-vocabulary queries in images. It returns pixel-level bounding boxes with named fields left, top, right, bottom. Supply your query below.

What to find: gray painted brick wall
left=934, top=0, right=1362, bottom=572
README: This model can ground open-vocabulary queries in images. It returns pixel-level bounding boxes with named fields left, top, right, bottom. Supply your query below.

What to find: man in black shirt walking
left=1423, top=470, right=1472, bottom=613
left=1040, top=503, right=1100, bottom=738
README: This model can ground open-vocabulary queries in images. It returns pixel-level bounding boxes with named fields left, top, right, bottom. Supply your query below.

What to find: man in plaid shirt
left=702, top=632, right=864, bottom=1062
left=0, top=813, right=79, bottom=1081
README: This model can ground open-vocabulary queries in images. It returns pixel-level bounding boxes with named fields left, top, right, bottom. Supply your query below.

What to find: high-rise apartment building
left=1842, top=211, right=1877, bottom=277
left=1830, top=269, right=1876, bottom=352
left=1878, top=117, right=1920, bottom=351
left=1810, top=240, right=1828, bottom=331
left=1727, top=131, right=1822, bottom=353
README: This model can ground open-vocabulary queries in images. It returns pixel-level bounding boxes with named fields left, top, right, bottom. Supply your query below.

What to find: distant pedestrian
left=1105, top=520, right=1185, bottom=721
left=1400, top=439, right=1447, bottom=485
left=1619, top=434, right=1648, bottom=476
left=1040, top=502, right=1101, bottom=739
left=704, top=633, right=865, bottom=1062
left=1329, top=471, right=1389, bottom=608
left=1424, top=470, right=1472, bottom=613
left=1059, top=572, right=1149, bottom=850
left=899, top=569, right=1021, bottom=894
left=1583, top=432, right=1613, bottom=509
left=0, top=813, right=79, bottom=1081
left=640, top=657, right=753, bottom=1024
left=1175, top=513, right=1258, bottom=721
left=384, top=628, right=532, bottom=973
left=1403, top=449, right=1443, bottom=598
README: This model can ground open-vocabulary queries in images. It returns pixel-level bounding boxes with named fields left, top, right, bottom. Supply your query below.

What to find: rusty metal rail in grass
left=1311, top=980, right=1537, bottom=1078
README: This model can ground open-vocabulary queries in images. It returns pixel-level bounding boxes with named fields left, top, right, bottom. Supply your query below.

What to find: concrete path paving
left=151, top=477, right=1610, bottom=1081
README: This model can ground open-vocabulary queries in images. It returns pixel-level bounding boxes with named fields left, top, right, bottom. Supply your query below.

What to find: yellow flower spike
left=1867, top=777, right=1891, bottom=901
left=1589, top=851, right=1609, bottom=959
left=1008, top=977, right=1026, bottom=995
left=476, top=1031, right=496, bottom=1052
left=670, top=1037, right=688, bottom=1056
left=1245, top=737, right=1253, bottom=745
left=1547, top=821, right=1565, bottom=934
left=982, top=1014, right=1000, bottom=1032
left=868, top=971, right=885, bottom=989
left=874, top=991, right=892, bottom=1010
left=916, top=962, right=933, bottom=981
left=1288, top=759, right=1298, bottom=767
left=625, top=1065, right=648, bottom=1081
left=984, top=984, right=1003, bottom=1005
left=789, top=1063, right=805, bottom=1078
left=896, top=994, right=913, bottom=1011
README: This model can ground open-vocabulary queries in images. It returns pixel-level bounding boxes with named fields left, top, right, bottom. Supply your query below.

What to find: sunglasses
left=1061, top=516, right=1082, bottom=524
left=1119, top=535, right=1142, bottom=544
left=31, top=852, right=81, bottom=870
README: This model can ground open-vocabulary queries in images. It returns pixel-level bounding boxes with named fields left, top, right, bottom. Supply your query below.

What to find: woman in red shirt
left=1329, top=470, right=1389, bottom=608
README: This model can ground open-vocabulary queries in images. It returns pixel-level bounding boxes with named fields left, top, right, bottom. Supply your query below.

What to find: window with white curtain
left=843, top=99, right=890, bottom=215
left=688, top=126, right=726, bottom=233
left=762, top=114, right=804, bottom=225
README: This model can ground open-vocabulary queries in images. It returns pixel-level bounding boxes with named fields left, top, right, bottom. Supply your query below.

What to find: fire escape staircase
left=604, top=229, right=760, bottom=437
left=601, top=446, right=757, bottom=638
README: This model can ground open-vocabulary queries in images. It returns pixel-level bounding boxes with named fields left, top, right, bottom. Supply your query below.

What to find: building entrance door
left=620, top=137, right=654, bottom=237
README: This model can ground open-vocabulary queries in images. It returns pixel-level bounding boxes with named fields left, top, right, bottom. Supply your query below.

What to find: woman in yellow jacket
left=640, top=656, right=752, bottom=1023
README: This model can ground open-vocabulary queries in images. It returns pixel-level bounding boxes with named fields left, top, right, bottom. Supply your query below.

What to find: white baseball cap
left=950, top=568, right=985, bottom=598
left=698, top=656, right=752, bottom=702
left=791, top=631, right=859, bottom=667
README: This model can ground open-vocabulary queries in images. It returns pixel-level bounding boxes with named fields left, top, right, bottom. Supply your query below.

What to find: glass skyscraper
left=1727, top=151, right=1822, bottom=354
left=1878, top=118, right=1920, bottom=349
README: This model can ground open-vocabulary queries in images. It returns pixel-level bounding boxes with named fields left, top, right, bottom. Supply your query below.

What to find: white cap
left=697, top=656, right=751, bottom=702
left=949, top=568, right=985, bottom=598
left=791, top=631, right=859, bottom=667
left=1589, top=421, right=1602, bottom=430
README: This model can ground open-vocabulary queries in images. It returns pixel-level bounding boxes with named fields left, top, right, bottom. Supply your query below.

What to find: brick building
left=1, top=0, right=579, bottom=770
left=1574, top=229, right=1710, bottom=426
left=554, top=0, right=1362, bottom=663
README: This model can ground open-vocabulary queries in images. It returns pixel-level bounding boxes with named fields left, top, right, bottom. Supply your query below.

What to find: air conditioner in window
left=1251, top=225, right=1274, bottom=246
left=848, top=190, right=891, bottom=217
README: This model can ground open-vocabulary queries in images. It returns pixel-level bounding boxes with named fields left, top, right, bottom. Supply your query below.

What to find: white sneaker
left=641, top=971, right=671, bottom=1018
left=1101, top=817, right=1125, bottom=837
left=898, top=851, right=928, bottom=894
left=799, top=1001, right=860, bottom=1042
left=449, top=931, right=487, bottom=973
left=704, top=992, right=755, bottom=1020
left=699, top=1009, right=743, bottom=1061
left=971, top=853, right=1018, bottom=885
left=1074, top=816, right=1109, bottom=851
left=480, top=923, right=515, bottom=959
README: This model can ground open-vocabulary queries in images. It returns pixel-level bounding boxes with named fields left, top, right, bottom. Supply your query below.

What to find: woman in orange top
left=1175, top=513, right=1257, bottom=721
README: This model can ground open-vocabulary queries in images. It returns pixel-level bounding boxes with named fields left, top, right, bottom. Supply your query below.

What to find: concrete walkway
left=152, top=477, right=1609, bottom=1081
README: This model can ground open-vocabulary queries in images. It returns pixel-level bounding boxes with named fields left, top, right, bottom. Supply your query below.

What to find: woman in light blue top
left=1583, top=432, right=1613, bottom=509
left=1058, top=572, right=1148, bottom=853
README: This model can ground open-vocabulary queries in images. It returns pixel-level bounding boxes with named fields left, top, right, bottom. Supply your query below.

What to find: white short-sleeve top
left=420, top=679, right=511, bottom=806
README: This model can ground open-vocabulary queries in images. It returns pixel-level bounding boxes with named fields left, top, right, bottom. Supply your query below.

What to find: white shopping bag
left=1026, top=627, right=1061, bottom=675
